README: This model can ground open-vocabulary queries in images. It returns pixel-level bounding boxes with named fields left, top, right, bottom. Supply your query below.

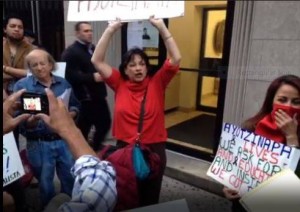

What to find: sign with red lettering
left=206, top=123, right=300, bottom=196
left=67, top=1, right=184, bottom=22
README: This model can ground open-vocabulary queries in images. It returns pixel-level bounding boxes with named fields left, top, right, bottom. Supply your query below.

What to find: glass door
left=197, top=8, right=226, bottom=114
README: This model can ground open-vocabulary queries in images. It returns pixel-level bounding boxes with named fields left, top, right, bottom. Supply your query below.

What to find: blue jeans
left=26, top=139, right=75, bottom=207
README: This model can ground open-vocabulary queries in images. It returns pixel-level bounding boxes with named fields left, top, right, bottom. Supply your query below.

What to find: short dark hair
left=74, top=22, right=91, bottom=32
left=119, top=47, right=154, bottom=80
left=3, top=14, right=24, bottom=29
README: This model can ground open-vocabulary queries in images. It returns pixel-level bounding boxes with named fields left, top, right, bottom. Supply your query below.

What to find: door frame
left=166, top=2, right=236, bottom=161
left=196, top=7, right=227, bottom=114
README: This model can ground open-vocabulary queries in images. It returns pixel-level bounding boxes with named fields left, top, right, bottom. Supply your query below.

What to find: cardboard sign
left=67, top=1, right=184, bottom=22
left=206, top=123, right=300, bottom=196
left=3, top=132, right=25, bottom=187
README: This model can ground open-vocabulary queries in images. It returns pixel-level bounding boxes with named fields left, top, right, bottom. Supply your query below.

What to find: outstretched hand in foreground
left=36, top=88, right=96, bottom=158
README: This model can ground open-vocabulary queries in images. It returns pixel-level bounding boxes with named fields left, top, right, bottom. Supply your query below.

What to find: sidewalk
left=165, top=149, right=224, bottom=197
left=22, top=138, right=229, bottom=211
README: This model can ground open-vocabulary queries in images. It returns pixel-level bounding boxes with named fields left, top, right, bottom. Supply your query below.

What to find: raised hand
left=107, top=18, right=123, bottom=32
left=36, top=88, right=96, bottom=158
left=149, top=15, right=165, bottom=30
left=274, top=109, right=298, bottom=137
left=274, top=109, right=299, bottom=146
left=35, top=88, right=76, bottom=137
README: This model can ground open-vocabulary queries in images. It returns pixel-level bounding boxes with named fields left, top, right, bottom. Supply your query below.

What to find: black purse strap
left=136, top=88, right=148, bottom=143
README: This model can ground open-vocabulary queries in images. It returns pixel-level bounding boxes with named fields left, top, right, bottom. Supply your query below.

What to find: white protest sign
left=53, top=62, right=67, bottom=78
left=67, top=1, right=184, bottom=22
left=58, top=88, right=71, bottom=108
left=206, top=123, right=300, bottom=196
left=3, top=132, right=25, bottom=187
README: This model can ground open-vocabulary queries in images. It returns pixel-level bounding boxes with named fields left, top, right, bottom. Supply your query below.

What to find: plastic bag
left=132, top=144, right=150, bottom=180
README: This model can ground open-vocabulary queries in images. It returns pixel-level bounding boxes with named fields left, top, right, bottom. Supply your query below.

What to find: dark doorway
left=166, top=1, right=235, bottom=161
left=197, top=7, right=227, bottom=114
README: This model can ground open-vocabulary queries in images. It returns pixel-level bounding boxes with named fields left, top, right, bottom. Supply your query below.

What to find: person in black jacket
left=61, top=22, right=111, bottom=152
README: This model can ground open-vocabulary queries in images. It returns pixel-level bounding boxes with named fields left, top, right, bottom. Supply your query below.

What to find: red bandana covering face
left=255, top=104, right=300, bottom=143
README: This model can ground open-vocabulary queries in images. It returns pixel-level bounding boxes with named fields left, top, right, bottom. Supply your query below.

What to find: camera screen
left=23, top=97, right=42, bottom=111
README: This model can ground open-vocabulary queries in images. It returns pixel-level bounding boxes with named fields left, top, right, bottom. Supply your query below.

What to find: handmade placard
left=207, top=123, right=300, bottom=195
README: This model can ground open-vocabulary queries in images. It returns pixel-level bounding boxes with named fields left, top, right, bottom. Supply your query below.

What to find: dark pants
left=3, top=180, right=27, bottom=212
left=231, top=199, right=247, bottom=212
left=77, top=99, right=111, bottom=152
left=117, top=141, right=167, bottom=207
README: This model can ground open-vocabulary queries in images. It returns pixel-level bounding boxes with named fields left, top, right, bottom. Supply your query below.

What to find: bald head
left=25, top=49, right=56, bottom=71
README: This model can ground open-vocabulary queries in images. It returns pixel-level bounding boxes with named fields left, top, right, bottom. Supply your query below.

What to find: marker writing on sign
left=6, top=156, right=10, bottom=173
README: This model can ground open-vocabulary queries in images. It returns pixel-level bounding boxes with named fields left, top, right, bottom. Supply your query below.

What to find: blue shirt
left=13, top=74, right=80, bottom=136
left=58, top=155, right=117, bottom=212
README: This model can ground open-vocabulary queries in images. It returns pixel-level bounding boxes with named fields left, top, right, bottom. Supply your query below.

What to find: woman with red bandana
left=223, top=74, right=300, bottom=212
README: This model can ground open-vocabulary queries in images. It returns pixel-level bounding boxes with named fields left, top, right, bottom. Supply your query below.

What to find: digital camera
left=21, top=92, right=49, bottom=115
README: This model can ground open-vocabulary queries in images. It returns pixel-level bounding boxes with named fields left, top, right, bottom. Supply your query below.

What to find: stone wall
left=223, top=1, right=300, bottom=125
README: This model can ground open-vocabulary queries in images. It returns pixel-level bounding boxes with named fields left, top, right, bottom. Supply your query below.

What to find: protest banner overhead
left=206, top=123, right=300, bottom=196
left=67, top=1, right=184, bottom=22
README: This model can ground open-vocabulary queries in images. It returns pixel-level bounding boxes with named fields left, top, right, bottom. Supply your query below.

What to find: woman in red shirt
left=223, top=74, right=300, bottom=212
left=92, top=17, right=181, bottom=207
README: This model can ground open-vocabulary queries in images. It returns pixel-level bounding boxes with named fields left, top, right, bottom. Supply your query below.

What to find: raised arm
left=91, top=20, right=123, bottom=79
left=149, top=16, right=181, bottom=66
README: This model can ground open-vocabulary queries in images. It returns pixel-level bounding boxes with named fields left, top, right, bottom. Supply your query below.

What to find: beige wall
left=168, top=1, right=227, bottom=110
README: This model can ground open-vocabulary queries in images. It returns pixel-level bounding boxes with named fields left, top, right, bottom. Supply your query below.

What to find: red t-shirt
left=104, top=59, right=179, bottom=144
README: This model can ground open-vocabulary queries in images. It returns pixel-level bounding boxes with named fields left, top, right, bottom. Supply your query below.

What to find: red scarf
left=255, top=104, right=300, bottom=143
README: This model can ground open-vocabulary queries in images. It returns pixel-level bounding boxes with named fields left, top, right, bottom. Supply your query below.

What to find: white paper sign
left=3, top=132, right=25, bottom=187
left=206, top=123, right=300, bottom=196
left=67, top=1, right=184, bottom=22
left=53, top=62, right=66, bottom=78
left=58, top=88, right=71, bottom=108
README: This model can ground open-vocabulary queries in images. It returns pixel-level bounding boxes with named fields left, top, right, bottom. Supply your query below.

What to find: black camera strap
left=136, top=87, right=148, bottom=143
